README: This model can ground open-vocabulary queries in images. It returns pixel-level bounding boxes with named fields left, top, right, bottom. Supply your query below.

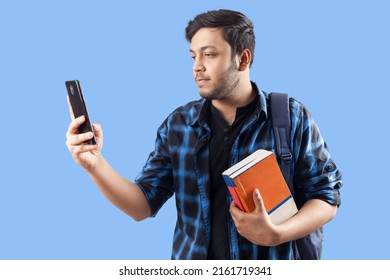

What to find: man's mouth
left=195, top=77, right=210, bottom=86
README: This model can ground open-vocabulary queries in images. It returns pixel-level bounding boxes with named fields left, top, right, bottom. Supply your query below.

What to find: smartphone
left=65, top=80, right=96, bottom=145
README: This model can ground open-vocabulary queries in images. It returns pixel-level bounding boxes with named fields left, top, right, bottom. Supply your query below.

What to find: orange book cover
left=223, top=149, right=298, bottom=224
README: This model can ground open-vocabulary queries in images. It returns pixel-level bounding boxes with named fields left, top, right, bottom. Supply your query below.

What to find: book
left=222, top=149, right=298, bottom=225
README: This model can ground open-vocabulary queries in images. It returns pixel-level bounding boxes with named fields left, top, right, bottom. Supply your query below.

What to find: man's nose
left=193, top=58, right=206, bottom=72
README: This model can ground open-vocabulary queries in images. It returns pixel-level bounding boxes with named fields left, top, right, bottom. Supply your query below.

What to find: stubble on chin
left=199, top=80, right=238, bottom=101
left=198, top=62, right=240, bottom=101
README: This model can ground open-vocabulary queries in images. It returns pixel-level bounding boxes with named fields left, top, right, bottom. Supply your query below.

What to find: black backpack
left=270, top=92, right=323, bottom=260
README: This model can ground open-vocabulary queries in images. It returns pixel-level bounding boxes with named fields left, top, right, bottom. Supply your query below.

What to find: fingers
left=65, top=115, right=96, bottom=151
left=230, top=190, right=266, bottom=217
left=65, top=100, right=103, bottom=167
left=66, top=130, right=97, bottom=159
left=70, top=140, right=96, bottom=156
left=92, top=123, right=103, bottom=138
left=70, top=131, right=95, bottom=146
left=230, top=189, right=267, bottom=225
left=66, top=115, right=85, bottom=136
left=66, top=116, right=103, bottom=144
left=66, top=129, right=95, bottom=149
left=229, top=201, right=244, bottom=225
left=229, top=201, right=241, bottom=215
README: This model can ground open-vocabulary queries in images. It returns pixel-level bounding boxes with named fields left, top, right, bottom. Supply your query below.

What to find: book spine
left=233, top=177, right=251, bottom=212
left=223, top=175, right=245, bottom=212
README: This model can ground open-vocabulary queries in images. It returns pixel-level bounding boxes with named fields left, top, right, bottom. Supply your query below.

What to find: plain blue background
left=1, top=0, right=389, bottom=260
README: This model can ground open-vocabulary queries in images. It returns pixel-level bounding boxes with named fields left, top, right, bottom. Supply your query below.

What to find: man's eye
left=205, top=53, right=215, bottom=57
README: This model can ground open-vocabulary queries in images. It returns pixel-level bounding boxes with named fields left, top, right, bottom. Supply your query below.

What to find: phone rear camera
left=70, top=85, right=75, bottom=95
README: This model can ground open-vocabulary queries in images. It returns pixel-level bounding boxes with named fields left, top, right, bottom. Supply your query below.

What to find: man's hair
left=185, top=9, right=255, bottom=66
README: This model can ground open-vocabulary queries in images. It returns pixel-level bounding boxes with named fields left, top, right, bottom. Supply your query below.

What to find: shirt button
left=224, top=128, right=229, bottom=133
left=224, top=136, right=229, bottom=141
left=325, top=161, right=336, bottom=172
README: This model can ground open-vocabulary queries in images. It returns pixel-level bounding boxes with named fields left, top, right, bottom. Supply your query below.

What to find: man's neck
left=211, top=80, right=255, bottom=126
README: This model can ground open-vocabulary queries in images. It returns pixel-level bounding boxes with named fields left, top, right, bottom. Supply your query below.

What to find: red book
left=223, top=149, right=298, bottom=225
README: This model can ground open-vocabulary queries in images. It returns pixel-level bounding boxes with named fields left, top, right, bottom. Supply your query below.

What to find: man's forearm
left=86, top=155, right=151, bottom=221
left=276, top=199, right=337, bottom=244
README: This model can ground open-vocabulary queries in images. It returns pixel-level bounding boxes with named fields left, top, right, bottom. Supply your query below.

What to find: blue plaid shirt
left=135, top=84, right=342, bottom=259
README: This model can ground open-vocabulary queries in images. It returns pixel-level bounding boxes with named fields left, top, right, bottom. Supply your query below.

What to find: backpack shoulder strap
left=270, top=92, right=323, bottom=260
left=270, top=92, right=293, bottom=193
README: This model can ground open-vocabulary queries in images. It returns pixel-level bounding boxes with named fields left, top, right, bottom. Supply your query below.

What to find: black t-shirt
left=207, top=97, right=258, bottom=259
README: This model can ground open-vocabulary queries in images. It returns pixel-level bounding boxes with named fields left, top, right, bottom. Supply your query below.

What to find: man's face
left=190, top=28, right=240, bottom=100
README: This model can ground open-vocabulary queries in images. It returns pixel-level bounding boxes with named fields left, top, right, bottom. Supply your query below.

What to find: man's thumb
left=253, top=189, right=266, bottom=213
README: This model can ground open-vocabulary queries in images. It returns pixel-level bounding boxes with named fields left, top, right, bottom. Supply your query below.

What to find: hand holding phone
left=65, top=80, right=96, bottom=145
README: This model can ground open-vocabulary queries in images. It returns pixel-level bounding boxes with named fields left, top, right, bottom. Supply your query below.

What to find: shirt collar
left=190, top=81, right=268, bottom=127
left=251, top=81, right=268, bottom=119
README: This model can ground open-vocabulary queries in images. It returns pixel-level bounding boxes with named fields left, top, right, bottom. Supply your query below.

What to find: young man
left=66, top=9, right=342, bottom=259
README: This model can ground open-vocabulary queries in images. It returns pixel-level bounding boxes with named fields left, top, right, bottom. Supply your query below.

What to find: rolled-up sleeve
left=292, top=103, right=342, bottom=208
left=134, top=119, right=174, bottom=217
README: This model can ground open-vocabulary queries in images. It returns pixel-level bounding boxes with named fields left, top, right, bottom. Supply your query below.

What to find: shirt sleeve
left=134, top=118, right=174, bottom=217
left=291, top=102, right=342, bottom=208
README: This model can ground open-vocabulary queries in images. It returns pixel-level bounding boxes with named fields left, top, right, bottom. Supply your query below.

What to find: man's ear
left=238, top=49, right=252, bottom=71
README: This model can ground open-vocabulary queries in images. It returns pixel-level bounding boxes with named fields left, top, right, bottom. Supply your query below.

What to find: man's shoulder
left=265, top=90, right=309, bottom=129
left=164, top=98, right=206, bottom=127
left=172, top=99, right=205, bottom=114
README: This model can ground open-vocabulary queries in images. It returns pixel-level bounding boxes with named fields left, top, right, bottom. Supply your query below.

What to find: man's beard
left=199, top=61, right=240, bottom=100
